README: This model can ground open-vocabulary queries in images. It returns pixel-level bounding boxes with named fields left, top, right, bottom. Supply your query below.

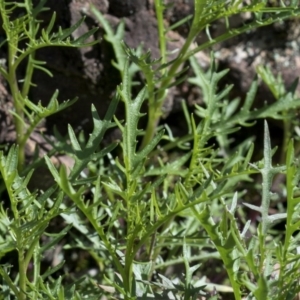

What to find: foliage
left=0, top=0, right=97, bottom=170
left=92, top=0, right=300, bottom=150
left=0, top=0, right=300, bottom=300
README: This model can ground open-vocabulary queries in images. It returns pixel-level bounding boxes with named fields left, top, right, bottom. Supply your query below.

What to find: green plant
left=1, top=0, right=300, bottom=299
left=0, top=146, right=74, bottom=299
left=0, top=0, right=97, bottom=171
left=92, top=0, right=300, bottom=150
left=45, top=56, right=300, bottom=299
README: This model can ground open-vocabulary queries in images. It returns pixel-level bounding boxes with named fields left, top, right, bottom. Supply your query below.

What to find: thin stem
left=32, top=243, right=41, bottom=300
left=261, top=122, right=273, bottom=236
left=132, top=194, right=212, bottom=263
left=0, top=267, right=20, bottom=298
left=140, top=7, right=205, bottom=149
left=283, top=140, right=296, bottom=258
left=280, top=115, right=291, bottom=164
left=155, top=252, right=220, bottom=269
left=18, top=248, right=27, bottom=300
left=192, top=206, right=242, bottom=300
left=141, top=0, right=212, bottom=149
left=58, top=182, right=127, bottom=286
left=7, top=54, right=26, bottom=171
left=147, top=216, right=174, bottom=280
left=21, top=54, right=35, bottom=99
left=24, top=236, right=41, bottom=273
left=154, top=0, right=167, bottom=68
left=86, top=209, right=126, bottom=280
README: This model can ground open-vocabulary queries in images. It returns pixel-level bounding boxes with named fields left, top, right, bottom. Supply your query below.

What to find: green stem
left=0, top=2, right=27, bottom=171
left=283, top=140, right=296, bottom=260
left=148, top=216, right=174, bottom=280
left=280, top=115, right=291, bottom=164
left=192, top=207, right=242, bottom=300
left=60, top=187, right=127, bottom=288
left=32, top=243, right=41, bottom=300
left=141, top=0, right=212, bottom=149
left=21, top=54, right=35, bottom=99
left=123, top=260, right=133, bottom=298
left=24, top=236, right=41, bottom=273
left=18, top=248, right=27, bottom=300
left=123, top=191, right=139, bottom=295
left=261, top=171, right=271, bottom=236
left=7, top=58, right=25, bottom=171
left=140, top=33, right=196, bottom=149
left=87, top=211, right=126, bottom=280
left=154, top=0, right=166, bottom=67
left=154, top=252, right=220, bottom=269
left=0, top=267, right=20, bottom=298
left=140, top=5, right=201, bottom=149
left=258, top=227, right=266, bottom=273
